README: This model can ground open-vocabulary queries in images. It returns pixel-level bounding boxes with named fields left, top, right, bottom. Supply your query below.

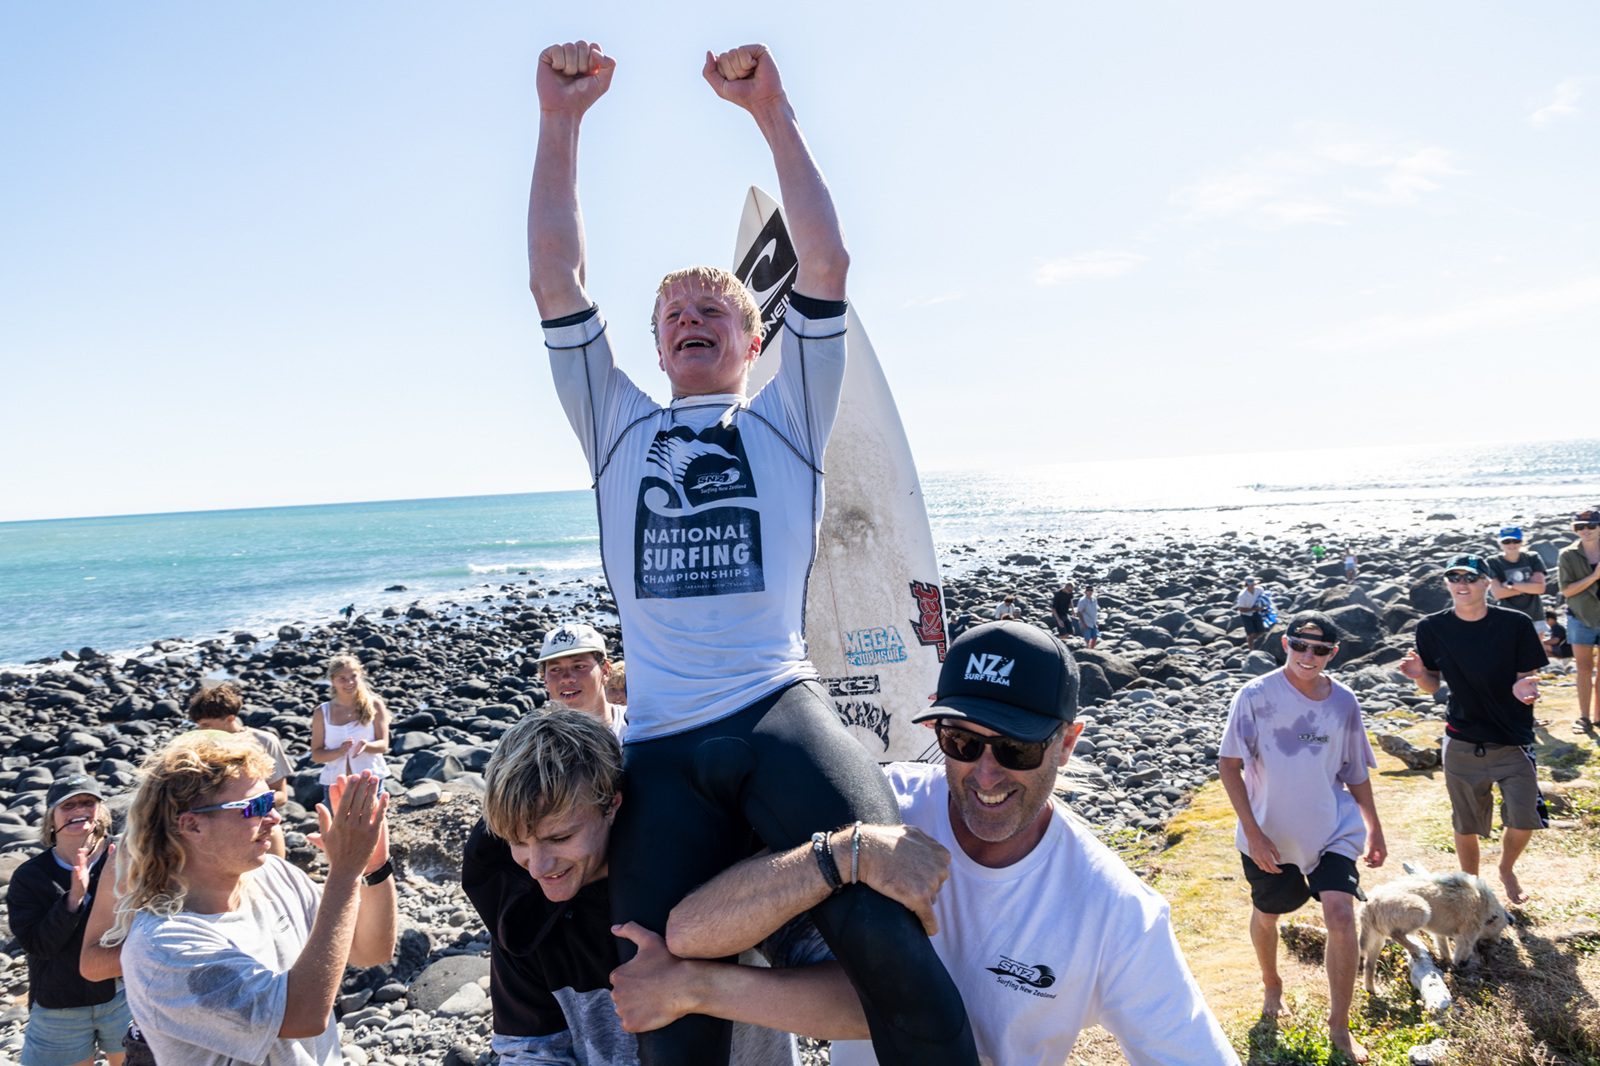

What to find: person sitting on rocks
left=7, top=773, right=132, bottom=1066
left=1075, top=585, right=1101, bottom=649
left=310, top=654, right=391, bottom=808
left=1544, top=610, right=1573, bottom=660
left=535, top=622, right=626, bottom=737
left=528, top=39, right=973, bottom=1063
left=1398, top=554, right=1547, bottom=903
left=991, top=594, right=1021, bottom=621
left=668, top=622, right=1239, bottom=1066
left=1236, top=577, right=1269, bottom=651
left=462, top=708, right=950, bottom=1064
left=1219, top=611, right=1386, bottom=1064
left=182, top=681, right=294, bottom=858
left=106, top=733, right=395, bottom=1064
left=1486, top=525, right=1548, bottom=636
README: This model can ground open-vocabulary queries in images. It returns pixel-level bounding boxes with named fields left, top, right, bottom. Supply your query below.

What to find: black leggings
left=609, top=680, right=977, bottom=1066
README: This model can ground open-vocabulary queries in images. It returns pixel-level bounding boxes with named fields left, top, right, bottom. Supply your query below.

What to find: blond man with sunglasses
left=1220, top=611, right=1385, bottom=1064
left=669, top=621, right=1237, bottom=1066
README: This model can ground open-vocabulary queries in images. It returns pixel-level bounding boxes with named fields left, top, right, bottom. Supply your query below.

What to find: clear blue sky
left=3, top=3, right=1595, bottom=521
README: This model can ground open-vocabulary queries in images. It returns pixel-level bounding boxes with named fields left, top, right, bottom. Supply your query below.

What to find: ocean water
left=3, top=437, right=1596, bottom=667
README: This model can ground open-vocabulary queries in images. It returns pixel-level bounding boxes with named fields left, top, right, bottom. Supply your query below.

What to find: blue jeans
left=1567, top=611, right=1600, bottom=646
left=22, top=989, right=133, bottom=1066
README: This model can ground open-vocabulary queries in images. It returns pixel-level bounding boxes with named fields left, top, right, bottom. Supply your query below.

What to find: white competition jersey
left=545, top=302, right=846, bottom=741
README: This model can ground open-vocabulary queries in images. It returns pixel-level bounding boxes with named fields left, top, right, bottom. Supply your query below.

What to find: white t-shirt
left=546, top=303, right=846, bottom=741
left=1075, top=595, right=1100, bottom=629
left=122, top=857, right=337, bottom=1066
left=316, top=703, right=388, bottom=785
left=1235, top=588, right=1262, bottom=612
left=1219, top=669, right=1376, bottom=873
left=831, top=764, right=1238, bottom=1066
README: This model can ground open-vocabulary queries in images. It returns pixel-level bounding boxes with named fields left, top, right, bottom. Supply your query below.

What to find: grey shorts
left=1442, top=736, right=1544, bottom=836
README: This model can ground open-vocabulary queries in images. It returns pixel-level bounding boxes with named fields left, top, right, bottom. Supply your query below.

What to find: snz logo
left=986, top=956, right=1056, bottom=990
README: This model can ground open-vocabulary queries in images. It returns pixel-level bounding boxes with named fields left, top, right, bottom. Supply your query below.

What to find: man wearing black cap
left=668, top=621, right=1238, bottom=1065
left=1219, top=611, right=1385, bottom=1064
left=1398, top=554, right=1547, bottom=904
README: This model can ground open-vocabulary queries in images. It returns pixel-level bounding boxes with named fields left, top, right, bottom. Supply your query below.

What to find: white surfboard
left=732, top=186, right=945, bottom=763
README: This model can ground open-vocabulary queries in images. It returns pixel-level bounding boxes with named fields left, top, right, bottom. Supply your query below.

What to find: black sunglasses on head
left=935, top=722, right=1057, bottom=771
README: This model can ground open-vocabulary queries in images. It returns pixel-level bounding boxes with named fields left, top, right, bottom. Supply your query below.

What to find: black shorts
left=1241, top=851, right=1364, bottom=914
left=1243, top=614, right=1266, bottom=635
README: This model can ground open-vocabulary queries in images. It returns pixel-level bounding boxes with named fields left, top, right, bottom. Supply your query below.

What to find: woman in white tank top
left=310, top=654, right=390, bottom=802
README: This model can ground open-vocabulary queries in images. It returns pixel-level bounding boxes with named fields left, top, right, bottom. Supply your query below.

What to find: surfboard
left=732, top=186, right=945, bottom=763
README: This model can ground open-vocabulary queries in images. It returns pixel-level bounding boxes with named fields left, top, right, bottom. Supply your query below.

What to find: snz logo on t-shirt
left=985, top=955, right=1058, bottom=998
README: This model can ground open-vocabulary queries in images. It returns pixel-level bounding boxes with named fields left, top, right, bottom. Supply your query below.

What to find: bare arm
left=347, top=815, right=396, bottom=968
left=281, top=774, right=388, bottom=1038
left=610, top=923, right=868, bottom=1039
left=1561, top=565, right=1600, bottom=597
left=1396, top=649, right=1442, bottom=694
left=79, top=843, right=122, bottom=982
left=351, top=704, right=391, bottom=758
left=1218, top=756, right=1280, bottom=874
left=308, top=706, right=350, bottom=765
left=667, top=823, right=948, bottom=959
left=1347, top=779, right=1386, bottom=868
left=528, top=41, right=614, bottom=318
left=704, top=46, right=847, bottom=299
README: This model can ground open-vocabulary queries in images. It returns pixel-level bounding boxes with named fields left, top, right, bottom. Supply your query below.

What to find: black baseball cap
left=913, top=620, right=1079, bottom=742
left=1284, top=611, right=1340, bottom=643
left=1443, top=554, right=1489, bottom=576
left=46, top=774, right=106, bottom=810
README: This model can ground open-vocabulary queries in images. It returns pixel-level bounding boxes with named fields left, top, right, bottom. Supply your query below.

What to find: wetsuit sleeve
left=751, top=295, right=848, bottom=467
left=544, top=306, right=656, bottom=478
left=6, top=859, right=83, bottom=958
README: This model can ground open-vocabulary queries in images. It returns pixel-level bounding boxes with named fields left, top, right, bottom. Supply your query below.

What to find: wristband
left=363, top=859, right=395, bottom=886
left=811, top=832, right=843, bottom=893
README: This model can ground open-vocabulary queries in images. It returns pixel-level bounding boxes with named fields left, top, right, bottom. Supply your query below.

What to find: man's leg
left=1498, top=827, right=1533, bottom=904
left=1454, top=832, right=1481, bottom=875
left=1249, top=907, right=1284, bottom=1017
left=1319, top=891, right=1367, bottom=1064
left=743, top=682, right=978, bottom=1065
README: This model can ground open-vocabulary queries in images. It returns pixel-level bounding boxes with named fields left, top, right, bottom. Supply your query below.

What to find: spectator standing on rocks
left=1075, top=585, right=1101, bottom=649
left=1398, top=554, right=1547, bottom=903
left=991, top=594, right=1021, bottom=621
left=7, top=773, right=132, bottom=1066
left=462, top=708, right=916, bottom=1064
left=1487, top=526, right=1548, bottom=636
left=310, top=654, right=390, bottom=808
left=1219, top=612, right=1386, bottom=1064
left=1235, top=577, right=1269, bottom=651
left=108, top=734, right=396, bottom=1065
left=670, top=622, right=1239, bottom=1066
left=1049, top=580, right=1077, bottom=638
left=1343, top=552, right=1358, bottom=582
left=535, top=622, right=627, bottom=737
left=1556, top=508, right=1600, bottom=734
left=529, top=39, right=974, bottom=1064
left=183, top=681, right=293, bottom=858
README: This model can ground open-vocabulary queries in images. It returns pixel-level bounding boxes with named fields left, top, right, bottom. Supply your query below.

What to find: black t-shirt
left=1050, top=587, right=1075, bottom=623
left=1486, top=552, right=1545, bottom=621
left=6, top=845, right=118, bottom=1010
left=1416, top=606, right=1548, bottom=746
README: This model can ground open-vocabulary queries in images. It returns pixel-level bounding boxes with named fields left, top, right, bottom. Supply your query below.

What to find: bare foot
left=1499, top=866, right=1529, bottom=905
left=1330, top=1027, right=1369, bottom=1064
left=1262, top=985, right=1284, bottom=1017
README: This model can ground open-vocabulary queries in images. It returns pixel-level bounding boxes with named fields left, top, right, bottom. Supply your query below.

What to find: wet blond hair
left=103, top=734, right=272, bottom=946
left=651, top=266, right=763, bottom=344
left=482, top=709, right=621, bottom=843
left=327, top=654, right=382, bottom=726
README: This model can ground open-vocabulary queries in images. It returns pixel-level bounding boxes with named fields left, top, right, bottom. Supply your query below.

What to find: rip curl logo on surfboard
left=908, top=580, right=948, bottom=661
left=635, top=422, right=763, bottom=599
left=844, top=626, right=908, bottom=667
left=732, top=210, right=799, bottom=354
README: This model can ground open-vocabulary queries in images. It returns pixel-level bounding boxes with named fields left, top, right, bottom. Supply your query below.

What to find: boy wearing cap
left=535, top=622, right=626, bottom=737
left=1556, top=508, right=1600, bottom=733
left=1219, top=612, right=1385, bottom=1064
left=1487, top=526, right=1548, bottom=634
left=668, top=621, right=1239, bottom=1066
left=1236, top=577, right=1269, bottom=651
left=1398, top=554, right=1547, bottom=903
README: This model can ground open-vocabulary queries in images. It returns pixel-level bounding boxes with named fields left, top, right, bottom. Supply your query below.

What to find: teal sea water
left=4, top=437, right=1597, bottom=666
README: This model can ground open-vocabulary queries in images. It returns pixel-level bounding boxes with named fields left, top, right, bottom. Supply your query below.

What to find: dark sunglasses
left=1444, top=572, right=1483, bottom=584
left=1576, top=523, right=1600, bottom=531
left=186, top=791, right=276, bottom=819
left=1285, top=638, right=1336, bottom=657
left=935, top=723, right=1055, bottom=771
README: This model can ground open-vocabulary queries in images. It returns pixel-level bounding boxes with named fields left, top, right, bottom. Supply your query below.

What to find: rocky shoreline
left=0, top=512, right=1582, bottom=1063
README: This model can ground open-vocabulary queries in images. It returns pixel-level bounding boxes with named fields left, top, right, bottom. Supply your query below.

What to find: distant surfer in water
left=527, top=40, right=976, bottom=1066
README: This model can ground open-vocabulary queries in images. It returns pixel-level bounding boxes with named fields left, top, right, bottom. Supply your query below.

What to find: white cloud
left=1033, top=250, right=1148, bottom=285
left=1530, top=78, right=1582, bottom=127
left=899, top=291, right=963, bottom=308
left=1304, top=276, right=1600, bottom=352
left=1173, top=124, right=1462, bottom=226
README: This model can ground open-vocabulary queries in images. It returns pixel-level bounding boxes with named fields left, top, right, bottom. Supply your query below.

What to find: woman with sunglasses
left=1556, top=508, right=1600, bottom=733
left=6, top=774, right=132, bottom=1066
left=105, top=733, right=394, bottom=1065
